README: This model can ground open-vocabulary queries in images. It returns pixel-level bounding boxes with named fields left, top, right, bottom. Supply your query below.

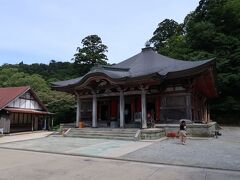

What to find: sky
left=0, top=0, right=199, bottom=65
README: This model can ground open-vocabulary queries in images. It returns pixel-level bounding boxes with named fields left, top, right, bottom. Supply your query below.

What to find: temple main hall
left=52, top=45, right=217, bottom=129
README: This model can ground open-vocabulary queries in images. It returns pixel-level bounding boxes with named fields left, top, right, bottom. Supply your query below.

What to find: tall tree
left=150, top=19, right=183, bottom=50
left=73, top=35, right=108, bottom=74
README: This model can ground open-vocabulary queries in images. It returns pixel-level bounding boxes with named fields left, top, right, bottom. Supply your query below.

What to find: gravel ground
left=121, top=126, right=240, bottom=171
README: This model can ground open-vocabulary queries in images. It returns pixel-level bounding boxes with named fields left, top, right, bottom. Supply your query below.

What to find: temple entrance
left=100, top=105, right=108, bottom=121
left=147, top=96, right=157, bottom=127
left=125, top=104, right=132, bottom=124
left=147, top=102, right=156, bottom=120
left=98, top=99, right=110, bottom=127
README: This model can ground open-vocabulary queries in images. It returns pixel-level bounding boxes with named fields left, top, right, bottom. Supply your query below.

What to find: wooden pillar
left=92, top=94, right=97, bottom=128
left=192, top=95, right=195, bottom=122
left=204, top=102, right=208, bottom=123
left=207, top=105, right=211, bottom=122
left=76, top=96, right=81, bottom=127
left=111, top=99, right=117, bottom=119
left=155, top=95, right=161, bottom=122
left=31, top=114, right=34, bottom=131
left=44, top=117, right=47, bottom=130
left=141, top=90, right=147, bottom=128
left=120, top=90, right=125, bottom=128
left=186, top=94, right=192, bottom=121
left=131, top=97, right=135, bottom=121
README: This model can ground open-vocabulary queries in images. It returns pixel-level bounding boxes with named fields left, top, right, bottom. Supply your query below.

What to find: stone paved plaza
left=0, top=126, right=239, bottom=172
left=0, top=135, right=153, bottom=158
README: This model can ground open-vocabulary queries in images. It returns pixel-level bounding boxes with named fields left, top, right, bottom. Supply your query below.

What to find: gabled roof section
left=0, top=86, right=30, bottom=109
left=0, top=86, right=49, bottom=112
left=52, top=47, right=215, bottom=89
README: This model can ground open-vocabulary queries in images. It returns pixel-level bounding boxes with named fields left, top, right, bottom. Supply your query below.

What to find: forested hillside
left=0, top=0, right=239, bottom=124
left=0, top=35, right=108, bottom=125
left=150, top=0, right=240, bottom=124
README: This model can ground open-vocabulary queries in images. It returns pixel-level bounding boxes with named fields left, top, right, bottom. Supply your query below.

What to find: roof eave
left=166, top=59, right=215, bottom=79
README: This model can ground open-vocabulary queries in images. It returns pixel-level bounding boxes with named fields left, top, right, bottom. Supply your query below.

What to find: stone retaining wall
left=139, top=128, right=165, bottom=140
left=155, top=122, right=217, bottom=137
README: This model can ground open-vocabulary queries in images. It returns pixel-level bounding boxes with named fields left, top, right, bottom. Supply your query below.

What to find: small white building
left=0, top=86, right=53, bottom=133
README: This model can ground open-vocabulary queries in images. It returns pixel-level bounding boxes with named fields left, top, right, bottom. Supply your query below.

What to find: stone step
left=67, top=132, right=136, bottom=137
left=69, top=130, right=137, bottom=134
left=66, top=134, right=135, bottom=140
left=65, top=128, right=138, bottom=140
left=68, top=130, right=136, bottom=135
left=73, top=128, right=138, bottom=132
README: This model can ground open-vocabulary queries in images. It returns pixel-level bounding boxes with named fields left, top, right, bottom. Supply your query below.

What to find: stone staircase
left=64, top=128, right=139, bottom=141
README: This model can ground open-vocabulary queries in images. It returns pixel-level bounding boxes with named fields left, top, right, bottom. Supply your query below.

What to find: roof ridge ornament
left=145, top=40, right=151, bottom=48
left=142, top=40, right=153, bottom=52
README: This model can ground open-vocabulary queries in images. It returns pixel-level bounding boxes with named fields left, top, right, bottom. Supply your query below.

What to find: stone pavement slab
left=0, top=136, right=152, bottom=158
left=0, top=131, right=53, bottom=144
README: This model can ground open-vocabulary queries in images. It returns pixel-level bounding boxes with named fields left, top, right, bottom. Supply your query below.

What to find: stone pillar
left=92, top=94, right=97, bottom=128
left=120, top=90, right=125, bottom=128
left=76, top=97, right=81, bottom=127
left=141, top=90, right=147, bottom=128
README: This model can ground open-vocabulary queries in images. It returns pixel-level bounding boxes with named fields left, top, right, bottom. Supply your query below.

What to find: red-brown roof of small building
left=0, top=86, right=30, bottom=109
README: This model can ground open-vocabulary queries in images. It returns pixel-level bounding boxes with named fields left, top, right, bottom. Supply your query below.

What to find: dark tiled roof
left=52, top=47, right=214, bottom=88
left=0, top=86, right=30, bottom=109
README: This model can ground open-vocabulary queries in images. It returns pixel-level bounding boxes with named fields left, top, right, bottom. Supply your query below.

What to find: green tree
left=0, top=67, right=76, bottom=125
left=150, top=0, right=240, bottom=123
left=73, top=35, right=108, bottom=74
left=150, top=19, right=183, bottom=50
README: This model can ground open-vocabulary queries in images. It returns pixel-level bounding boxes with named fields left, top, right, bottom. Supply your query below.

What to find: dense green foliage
left=150, top=19, right=184, bottom=50
left=0, top=67, right=75, bottom=125
left=0, top=34, right=109, bottom=125
left=151, top=0, right=240, bottom=123
left=73, top=35, right=108, bottom=74
left=1, top=60, right=78, bottom=81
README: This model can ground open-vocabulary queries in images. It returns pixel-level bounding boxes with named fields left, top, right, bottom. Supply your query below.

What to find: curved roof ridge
left=52, top=47, right=215, bottom=89
left=51, top=77, right=83, bottom=87
left=113, top=52, right=143, bottom=69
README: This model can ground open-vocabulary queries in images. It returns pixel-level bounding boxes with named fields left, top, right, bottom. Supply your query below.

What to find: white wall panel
left=6, top=91, right=43, bottom=110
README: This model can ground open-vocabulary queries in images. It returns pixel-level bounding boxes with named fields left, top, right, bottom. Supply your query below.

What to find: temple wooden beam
left=79, top=90, right=143, bottom=99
